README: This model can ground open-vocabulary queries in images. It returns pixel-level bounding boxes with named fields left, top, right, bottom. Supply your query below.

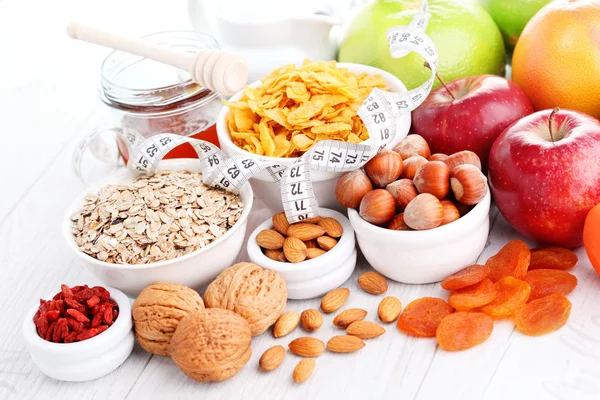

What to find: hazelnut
left=394, top=134, right=431, bottom=160
left=204, top=262, right=287, bottom=336
left=132, top=282, right=204, bottom=356
left=413, top=161, right=450, bottom=199
left=400, top=155, right=428, bottom=179
left=440, top=200, right=460, bottom=226
left=387, top=213, right=411, bottom=230
left=169, top=309, right=252, bottom=382
left=364, top=149, right=403, bottom=187
left=450, top=164, right=488, bottom=205
left=404, top=193, right=444, bottom=230
left=445, top=150, right=482, bottom=172
left=335, top=169, right=373, bottom=208
left=359, top=189, right=396, bottom=225
left=429, top=153, right=449, bottom=162
left=386, top=179, right=418, bottom=210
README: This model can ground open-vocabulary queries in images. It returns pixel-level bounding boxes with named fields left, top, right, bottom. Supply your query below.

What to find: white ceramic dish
left=348, top=188, right=492, bottom=284
left=247, top=208, right=356, bottom=299
left=216, top=62, right=412, bottom=212
left=63, top=159, right=253, bottom=298
left=23, top=286, right=134, bottom=382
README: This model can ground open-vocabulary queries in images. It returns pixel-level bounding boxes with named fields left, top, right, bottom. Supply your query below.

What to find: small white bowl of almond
left=247, top=208, right=356, bottom=300
left=339, top=134, right=491, bottom=284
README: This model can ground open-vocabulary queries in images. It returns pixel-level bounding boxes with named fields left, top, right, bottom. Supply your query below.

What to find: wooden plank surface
left=1, top=1, right=599, bottom=399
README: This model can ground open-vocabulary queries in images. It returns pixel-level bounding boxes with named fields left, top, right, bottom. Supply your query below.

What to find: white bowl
left=348, top=189, right=492, bottom=284
left=217, top=62, right=412, bottom=212
left=23, top=286, right=134, bottom=382
left=247, top=208, right=356, bottom=299
left=63, top=159, right=253, bottom=298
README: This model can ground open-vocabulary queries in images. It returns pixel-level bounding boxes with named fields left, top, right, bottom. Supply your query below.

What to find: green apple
left=338, top=0, right=505, bottom=90
left=479, top=0, right=552, bottom=50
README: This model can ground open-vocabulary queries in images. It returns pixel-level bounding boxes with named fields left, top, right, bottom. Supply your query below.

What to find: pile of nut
left=335, top=134, right=488, bottom=230
left=255, top=213, right=343, bottom=263
left=71, top=170, right=244, bottom=264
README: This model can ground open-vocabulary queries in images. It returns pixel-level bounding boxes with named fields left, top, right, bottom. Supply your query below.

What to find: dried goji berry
left=55, top=299, right=66, bottom=314
left=61, top=284, right=73, bottom=299
left=397, top=297, right=454, bottom=337
left=64, top=298, right=86, bottom=313
left=45, top=309, right=60, bottom=323
left=74, top=287, right=96, bottom=302
left=522, top=269, right=577, bottom=301
left=33, top=310, right=41, bottom=325
left=76, top=328, right=99, bottom=341
left=113, top=309, right=119, bottom=320
left=92, top=286, right=111, bottom=301
left=91, top=312, right=103, bottom=328
left=436, top=312, right=494, bottom=351
left=486, top=240, right=531, bottom=282
left=66, top=308, right=90, bottom=323
left=36, top=314, right=49, bottom=338
left=86, top=295, right=101, bottom=308
left=441, top=264, right=490, bottom=291
left=64, top=331, right=78, bottom=343
left=515, top=293, right=571, bottom=336
left=97, top=325, right=108, bottom=334
left=53, top=319, right=67, bottom=343
left=448, top=278, right=497, bottom=311
left=103, top=307, right=113, bottom=325
left=47, top=300, right=58, bottom=311
left=529, top=247, right=578, bottom=271
left=45, top=323, right=56, bottom=342
left=481, top=277, right=531, bottom=318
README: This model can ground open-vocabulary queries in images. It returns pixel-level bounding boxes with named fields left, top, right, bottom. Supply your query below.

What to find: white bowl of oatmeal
left=63, top=159, right=253, bottom=298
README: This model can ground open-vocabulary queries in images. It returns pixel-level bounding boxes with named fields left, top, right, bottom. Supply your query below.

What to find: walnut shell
left=132, top=282, right=204, bottom=356
left=169, top=309, right=252, bottom=382
left=203, top=262, right=287, bottom=335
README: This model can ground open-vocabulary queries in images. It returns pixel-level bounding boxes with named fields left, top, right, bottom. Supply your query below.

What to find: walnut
left=132, top=282, right=204, bottom=356
left=168, top=309, right=252, bottom=382
left=203, top=262, right=287, bottom=335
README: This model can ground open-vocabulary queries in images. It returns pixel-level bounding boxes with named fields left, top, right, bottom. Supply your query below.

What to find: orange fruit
left=512, top=1, right=600, bottom=119
left=584, top=203, right=600, bottom=276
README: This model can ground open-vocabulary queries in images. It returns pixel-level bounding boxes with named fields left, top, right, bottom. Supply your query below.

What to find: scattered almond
left=287, top=223, right=326, bottom=241
left=301, top=309, right=323, bottom=332
left=327, top=335, right=365, bottom=353
left=273, top=311, right=300, bottom=338
left=321, top=288, right=350, bottom=313
left=333, top=308, right=368, bottom=328
left=264, top=249, right=282, bottom=262
left=288, top=337, right=325, bottom=357
left=318, top=217, right=343, bottom=238
left=317, top=236, right=338, bottom=251
left=283, top=237, right=307, bottom=263
left=272, top=212, right=290, bottom=236
left=346, top=321, right=386, bottom=339
left=378, top=296, right=402, bottom=323
left=293, top=358, right=316, bottom=383
left=358, top=271, right=388, bottom=295
left=259, top=345, right=285, bottom=371
left=306, top=248, right=327, bottom=259
left=256, top=229, right=285, bottom=250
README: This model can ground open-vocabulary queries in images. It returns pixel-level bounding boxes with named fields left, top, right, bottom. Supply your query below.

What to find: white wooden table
left=2, top=1, right=599, bottom=399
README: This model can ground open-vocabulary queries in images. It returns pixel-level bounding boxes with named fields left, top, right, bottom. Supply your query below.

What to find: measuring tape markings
left=73, top=0, right=438, bottom=224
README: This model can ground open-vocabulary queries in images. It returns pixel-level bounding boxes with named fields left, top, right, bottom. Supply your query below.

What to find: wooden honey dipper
left=66, top=22, right=248, bottom=96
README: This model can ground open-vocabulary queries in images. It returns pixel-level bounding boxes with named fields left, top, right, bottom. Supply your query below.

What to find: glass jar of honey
left=99, top=31, right=223, bottom=161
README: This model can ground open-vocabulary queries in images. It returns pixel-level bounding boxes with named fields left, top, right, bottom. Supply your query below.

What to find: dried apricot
left=529, top=247, right=578, bottom=271
left=441, top=264, right=490, bottom=291
left=515, top=293, right=571, bottom=336
left=436, top=312, right=493, bottom=351
left=448, top=278, right=496, bottom=311
left=480, top=277, right=530, bottom=318
left=486, top=240, right=531, bottom=282
left=397, top=297, right=453, bottom=337
left=522, top=269, right=577, bottom=301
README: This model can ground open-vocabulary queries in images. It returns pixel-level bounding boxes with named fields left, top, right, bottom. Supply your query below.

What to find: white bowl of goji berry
left=22, top=284, right=134, bottom=382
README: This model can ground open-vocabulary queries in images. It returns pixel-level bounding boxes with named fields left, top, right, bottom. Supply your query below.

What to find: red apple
left=488, top=109, right=600, bottom=248
left=412, top=74, right=533, bottom=169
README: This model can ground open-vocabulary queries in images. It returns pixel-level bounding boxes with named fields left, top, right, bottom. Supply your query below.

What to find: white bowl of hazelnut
left=63, top=159, right=253, bottom=298
left=338, top=135, right=491, bottom=284
left=246, top=209, right=356, bottom=300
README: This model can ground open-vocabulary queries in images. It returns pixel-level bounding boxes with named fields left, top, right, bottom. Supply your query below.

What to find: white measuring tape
left=73, top=0, right=438, bottom=223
